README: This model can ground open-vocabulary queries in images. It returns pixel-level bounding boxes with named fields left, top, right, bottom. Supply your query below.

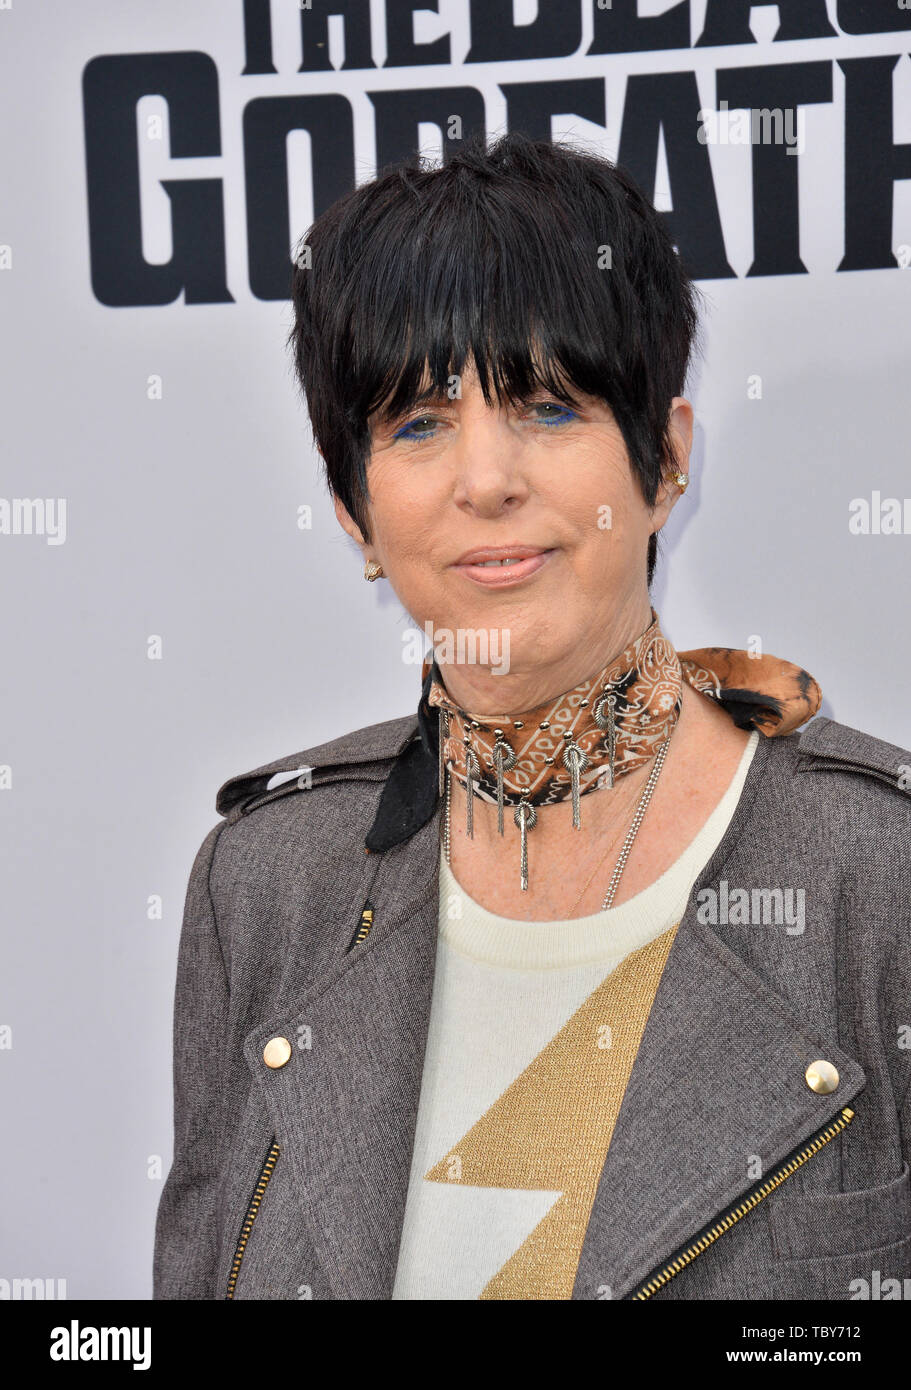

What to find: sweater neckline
left=438, top=730, right=759, bottom=970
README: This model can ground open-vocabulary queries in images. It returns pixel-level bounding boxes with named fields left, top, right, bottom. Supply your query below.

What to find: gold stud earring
left=672, top=471, right=689, bottom=491
left=364, top=560, right=384, bottom=581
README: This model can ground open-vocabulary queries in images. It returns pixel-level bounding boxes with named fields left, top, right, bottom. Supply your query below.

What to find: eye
left=393, top=413, right=440, bottom=442
left=389, top=399, right=579, bottom=443
left=526, top=401, right=579, bottom=426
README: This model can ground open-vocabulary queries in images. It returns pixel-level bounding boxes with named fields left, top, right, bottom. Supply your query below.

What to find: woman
left=153, top=131, right=911, bottom=1301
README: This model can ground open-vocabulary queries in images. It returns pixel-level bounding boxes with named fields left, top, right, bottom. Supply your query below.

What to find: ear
left=333, top=493, right=367, bottom=547
left=649, top=397, right=694, bottom=533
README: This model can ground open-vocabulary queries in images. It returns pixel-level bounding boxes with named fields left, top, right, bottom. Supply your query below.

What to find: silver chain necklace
left=442, top=734, right=671, bottom=912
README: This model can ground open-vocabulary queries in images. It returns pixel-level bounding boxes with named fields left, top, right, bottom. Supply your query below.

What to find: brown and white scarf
left=421, top=608, right=821, bottom=817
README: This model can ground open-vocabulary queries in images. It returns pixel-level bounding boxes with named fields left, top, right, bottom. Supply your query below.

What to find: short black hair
left=287, top=129, right=702, bottom=585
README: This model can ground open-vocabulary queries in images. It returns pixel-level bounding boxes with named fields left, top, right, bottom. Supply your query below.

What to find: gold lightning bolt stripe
left=424, top=924, right=679, bottom=1299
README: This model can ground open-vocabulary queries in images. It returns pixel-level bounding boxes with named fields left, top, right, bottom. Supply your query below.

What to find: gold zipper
left=226, top=1139, right=281, bottom=1299
left=347, top=902, right=375, bottom=952
left=627, top=1105, right=855, bottom=1300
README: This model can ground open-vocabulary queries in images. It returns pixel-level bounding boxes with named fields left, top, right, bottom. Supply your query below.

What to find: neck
left=428, top=606, right=682, bottom=839
left=431, top=593, right=653, bottom=717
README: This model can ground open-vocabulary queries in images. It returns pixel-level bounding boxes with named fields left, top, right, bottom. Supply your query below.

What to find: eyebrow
left=389, top=386, right=452, bottom=418
left=376, top=382, right=588, bottom=429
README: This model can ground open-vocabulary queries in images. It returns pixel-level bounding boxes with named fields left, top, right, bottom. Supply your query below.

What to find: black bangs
left=287, top=129, right=700, bottom=579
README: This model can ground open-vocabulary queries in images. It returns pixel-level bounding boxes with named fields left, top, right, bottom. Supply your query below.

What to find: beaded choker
left=421, top=608, right=821, bottom=891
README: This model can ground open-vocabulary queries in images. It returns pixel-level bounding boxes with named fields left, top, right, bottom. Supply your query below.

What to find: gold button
left=263, top=1036, right=292, bottom=1069
left=805, top=1059, right=839, bottom=1094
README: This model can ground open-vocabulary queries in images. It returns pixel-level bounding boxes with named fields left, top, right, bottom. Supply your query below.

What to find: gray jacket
left=153, top=708, right=911, bottom=1300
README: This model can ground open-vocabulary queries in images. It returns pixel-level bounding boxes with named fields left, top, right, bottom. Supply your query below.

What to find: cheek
left=368, top=481, right=447, bottom=578
left=536, top=444, right=647, bottom=545
left=601, top=489, right=652, bottom=549
left=372, top=504, right=440, bottom=567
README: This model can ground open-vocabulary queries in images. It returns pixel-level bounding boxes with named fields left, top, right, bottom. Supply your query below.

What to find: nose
left=450, top=410, right=531, bottom=518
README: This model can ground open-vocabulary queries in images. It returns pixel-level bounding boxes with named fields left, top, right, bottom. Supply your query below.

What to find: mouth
left=450, top=545, right=556, bottom=588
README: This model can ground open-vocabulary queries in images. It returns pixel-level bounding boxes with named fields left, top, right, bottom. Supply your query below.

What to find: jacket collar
left=364, top=668, right=439, bottom=852
left=242, top=727, right=866, bottom=1299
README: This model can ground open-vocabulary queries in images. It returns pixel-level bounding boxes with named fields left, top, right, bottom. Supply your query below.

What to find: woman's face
left=334, top=356, right=693, bottom=711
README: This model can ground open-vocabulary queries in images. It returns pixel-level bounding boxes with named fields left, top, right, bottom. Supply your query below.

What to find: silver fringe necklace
left=427, top=613, right=684, bottom=898
left=439, top=703, right=672, bottom=905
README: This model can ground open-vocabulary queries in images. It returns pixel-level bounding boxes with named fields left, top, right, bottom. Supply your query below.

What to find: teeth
left=478, top=557, right=522, bottom=566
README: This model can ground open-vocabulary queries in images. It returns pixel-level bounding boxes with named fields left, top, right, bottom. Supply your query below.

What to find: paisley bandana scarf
left=421, top=608, right=821, bottom=890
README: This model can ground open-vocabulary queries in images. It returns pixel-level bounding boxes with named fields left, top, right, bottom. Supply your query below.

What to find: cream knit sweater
left=392, top=731, right=759, bottom=1299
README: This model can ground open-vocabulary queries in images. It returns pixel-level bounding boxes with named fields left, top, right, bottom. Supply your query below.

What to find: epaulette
left=796, top=716, right=911, bottom=799
left=215, top=713, right=418, bottom=825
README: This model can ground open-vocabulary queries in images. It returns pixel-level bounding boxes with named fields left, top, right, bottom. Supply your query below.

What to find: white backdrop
left=1, top=0, right=909, bottom=1299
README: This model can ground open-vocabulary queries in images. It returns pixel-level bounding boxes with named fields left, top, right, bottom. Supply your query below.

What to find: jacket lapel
left=572, top=772, right=868, bottom=1299
left=571, top=909, right=866, bottom=1298
left=242, top=804, right=442, bottom=1300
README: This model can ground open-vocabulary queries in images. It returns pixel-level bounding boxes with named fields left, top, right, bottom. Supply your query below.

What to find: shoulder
left=724, top=713, right=911, bottom=872
left=179, top=712, right=421, bottom=982
left=787, top=715, right=911, bottom=993
left=764, top=715, right=911, bottom=872
left=193, top=710, right=421, bottom=932
left=790, top=715, right=911, bottom=801
left=212, top=710, right=419, bottom=823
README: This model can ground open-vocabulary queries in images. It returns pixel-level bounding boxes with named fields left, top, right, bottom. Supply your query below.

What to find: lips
left=450, top=545, right=555, bottom=587
left=452, top=545, right=550, bottom=565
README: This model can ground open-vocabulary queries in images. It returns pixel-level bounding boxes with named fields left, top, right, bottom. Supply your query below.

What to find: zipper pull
left=347, top=900, right=375, bottom=952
